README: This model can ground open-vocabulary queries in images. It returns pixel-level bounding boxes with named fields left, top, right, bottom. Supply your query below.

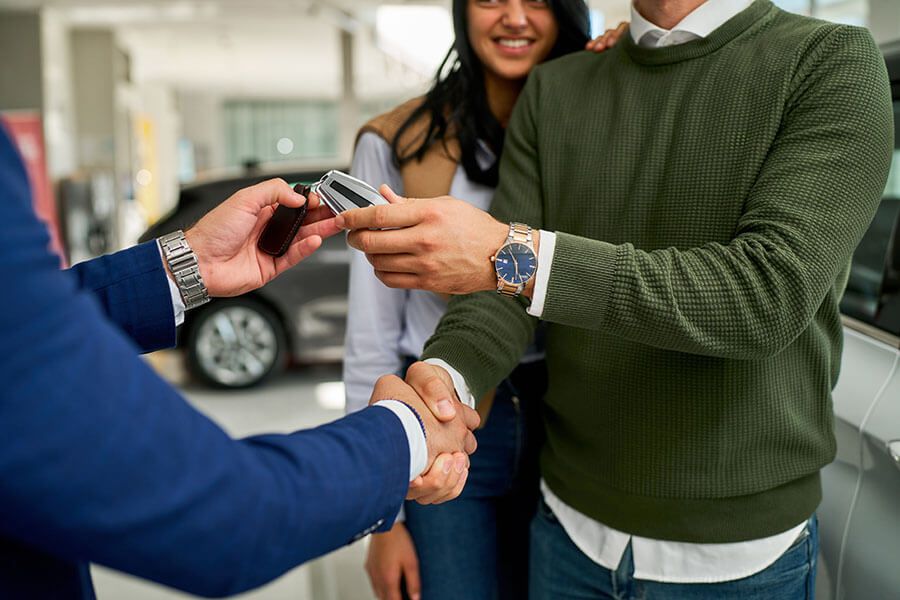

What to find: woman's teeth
left=498, top=39, right=531, bottom=48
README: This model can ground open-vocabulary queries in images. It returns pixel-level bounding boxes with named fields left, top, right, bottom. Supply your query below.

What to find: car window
left=840, top=99, right=900, bottom=336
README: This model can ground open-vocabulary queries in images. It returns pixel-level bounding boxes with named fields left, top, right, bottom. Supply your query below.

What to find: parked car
left=816, top=41, right=900, bottom=600
left=140, top=165, right=350, bottom=388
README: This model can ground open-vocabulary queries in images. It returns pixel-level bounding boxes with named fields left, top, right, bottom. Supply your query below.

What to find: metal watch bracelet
left=158, top=230, right=210, bottom=311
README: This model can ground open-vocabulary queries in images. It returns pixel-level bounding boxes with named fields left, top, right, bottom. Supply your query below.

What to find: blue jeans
left=403, top=363, right=545, bottom=600
left=530, top=497, right=818, bottom=600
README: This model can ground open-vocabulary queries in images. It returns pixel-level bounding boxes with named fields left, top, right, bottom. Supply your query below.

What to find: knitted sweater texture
left=422, top=1, right=893, bottom=542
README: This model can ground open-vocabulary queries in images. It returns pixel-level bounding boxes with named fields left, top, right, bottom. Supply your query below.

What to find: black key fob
left=258, top=184, right=310, bottom=257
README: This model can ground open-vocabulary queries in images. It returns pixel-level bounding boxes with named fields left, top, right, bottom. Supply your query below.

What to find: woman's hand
left=366, top=522, right=421, bottom=600
left=586, top=21, right=629, bottom=53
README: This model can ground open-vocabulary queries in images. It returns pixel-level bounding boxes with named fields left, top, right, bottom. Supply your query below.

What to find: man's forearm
left=421, top=291, right=536, bottom=400
left=68, top=241, right=176, bottom=353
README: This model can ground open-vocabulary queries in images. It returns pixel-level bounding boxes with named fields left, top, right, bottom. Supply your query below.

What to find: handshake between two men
left=184, top=177, right=483, bottom=505
left=369, top=363, right=480, bottom=504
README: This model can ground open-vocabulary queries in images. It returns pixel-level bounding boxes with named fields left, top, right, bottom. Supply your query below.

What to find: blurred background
left=0, top=0, right=898, bottom=598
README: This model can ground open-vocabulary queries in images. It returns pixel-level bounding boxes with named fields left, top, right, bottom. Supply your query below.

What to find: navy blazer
left=0, top=128, right=408, bottom=598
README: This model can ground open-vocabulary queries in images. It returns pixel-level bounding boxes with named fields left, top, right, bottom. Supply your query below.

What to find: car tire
left=185, top=298, right=287, bottom=389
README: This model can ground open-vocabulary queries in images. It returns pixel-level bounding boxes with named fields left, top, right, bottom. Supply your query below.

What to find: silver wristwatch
left=158, top=230, right=209, bottom=311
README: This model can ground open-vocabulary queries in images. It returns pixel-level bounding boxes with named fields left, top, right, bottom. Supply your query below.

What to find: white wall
left=870, top=0, right=900, bottom=43
left=41, top=8, right=79, bottom=178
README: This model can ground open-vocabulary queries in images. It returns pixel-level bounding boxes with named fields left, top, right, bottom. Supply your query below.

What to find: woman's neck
left=484, top=72, right=525, bottom=129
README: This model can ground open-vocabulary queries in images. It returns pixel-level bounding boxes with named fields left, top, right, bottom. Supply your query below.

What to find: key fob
left=257, top=184, right=310, bottom=257
left=316, top=170, right=389, bottom=215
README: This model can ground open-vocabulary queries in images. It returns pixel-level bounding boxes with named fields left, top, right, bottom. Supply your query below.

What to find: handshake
left=369, top=362, right=480, bottom=505
left=177, top=178, right=479, bottom=505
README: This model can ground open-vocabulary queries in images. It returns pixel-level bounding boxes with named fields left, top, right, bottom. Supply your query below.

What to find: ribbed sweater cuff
left=541, top=232, right=618, bottom=328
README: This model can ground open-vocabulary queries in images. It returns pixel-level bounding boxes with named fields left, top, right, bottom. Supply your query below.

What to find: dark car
left=140, top=166, right=350, bottom=388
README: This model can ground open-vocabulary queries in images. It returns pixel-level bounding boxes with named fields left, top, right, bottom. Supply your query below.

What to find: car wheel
left=186, top=298, right=287, bottom=388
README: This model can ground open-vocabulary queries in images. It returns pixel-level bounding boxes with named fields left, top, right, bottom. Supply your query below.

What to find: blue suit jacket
left=0, top=128, right=408, bottom=598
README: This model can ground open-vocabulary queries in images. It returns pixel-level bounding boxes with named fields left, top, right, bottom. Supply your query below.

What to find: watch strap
left=497, top=280, right=524, bottom=296
left=507, top=222, right=532, bottom=245
left=158, top=230, right=210, bottom=311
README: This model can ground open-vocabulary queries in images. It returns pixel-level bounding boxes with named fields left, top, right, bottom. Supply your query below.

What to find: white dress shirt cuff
left=527, top=230, right=556, bottom=318
left=423, top=358, right=476, bottom=409
left=373, top=400, right=428, bottom=481
left=157, top=240, right=186, bottom=327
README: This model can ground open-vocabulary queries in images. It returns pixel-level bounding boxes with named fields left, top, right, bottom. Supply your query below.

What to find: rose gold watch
left=490, top=223, right=538, bottom=297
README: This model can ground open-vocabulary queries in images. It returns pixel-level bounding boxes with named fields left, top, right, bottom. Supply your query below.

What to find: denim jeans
left=403, top=363, right=545, bottom=600
left=529, top=497, right=818, bottom=600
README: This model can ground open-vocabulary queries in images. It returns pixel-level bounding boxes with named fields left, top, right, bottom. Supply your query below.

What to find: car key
left=315, top=170, right=389, bottom=215
left=257, top=183, right=310, bottom=257
left=259, top=171, right=388, bottom=256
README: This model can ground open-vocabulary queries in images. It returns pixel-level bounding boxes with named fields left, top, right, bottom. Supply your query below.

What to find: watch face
left=494, top=242, right=537, bottom=285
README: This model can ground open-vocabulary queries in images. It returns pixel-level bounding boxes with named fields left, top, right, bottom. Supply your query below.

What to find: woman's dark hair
left=391, top=0, right=591, bottom=187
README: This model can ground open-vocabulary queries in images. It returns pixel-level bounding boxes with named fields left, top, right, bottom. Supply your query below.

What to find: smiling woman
left=468, top=0, right=560, bottom=86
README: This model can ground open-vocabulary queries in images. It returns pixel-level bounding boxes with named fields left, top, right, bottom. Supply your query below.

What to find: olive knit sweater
left=422, top=0, right=893, bottom=542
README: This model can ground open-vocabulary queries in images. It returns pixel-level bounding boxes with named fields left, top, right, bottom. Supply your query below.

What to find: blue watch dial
left=494, top=242, right=537, bottom=285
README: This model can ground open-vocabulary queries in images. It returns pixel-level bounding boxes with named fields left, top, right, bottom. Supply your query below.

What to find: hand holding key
left=186, top=178, right=339, bottom=298
left=258, top=171, right=389, bottom=257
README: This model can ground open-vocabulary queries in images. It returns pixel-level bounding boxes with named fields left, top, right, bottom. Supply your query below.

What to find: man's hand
left=336, top=185, right=511, bottom=295
left=184, top=178, right=340, bottom=297
left=370, top=374, right=479, bottom=504
left=403, top=361, right=463, bottom=422
left=401, top=361, right=482, bottom=504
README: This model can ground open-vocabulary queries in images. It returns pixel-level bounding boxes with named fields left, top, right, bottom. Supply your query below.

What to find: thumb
left=241, top=178, right=306, bottom=211
left=406, top=362, right=458, bottom=423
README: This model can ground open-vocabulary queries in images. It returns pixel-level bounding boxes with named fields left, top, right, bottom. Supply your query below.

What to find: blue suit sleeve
left=67, top=242, right=176, bottom=353
left=0, top=129, right=409, bottom=596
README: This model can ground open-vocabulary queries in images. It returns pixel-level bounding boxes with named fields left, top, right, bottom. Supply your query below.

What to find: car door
left=267, top=224, right=351, bottom=363
left=817, top=81, right=900, bottom=599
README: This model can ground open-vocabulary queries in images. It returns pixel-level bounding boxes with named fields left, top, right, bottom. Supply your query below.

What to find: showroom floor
left=92, top=352, right=376, bottom=600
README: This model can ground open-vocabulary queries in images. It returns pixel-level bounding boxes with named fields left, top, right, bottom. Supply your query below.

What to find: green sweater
left=422, top=0, right=893, bottom=543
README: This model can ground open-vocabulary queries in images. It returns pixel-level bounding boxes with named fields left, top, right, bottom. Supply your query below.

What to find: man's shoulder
left=536, top=49, right=608, bottom=78
left=529, top=50, right=611, bottom=96
left=762, top=8, right=878, bottom=64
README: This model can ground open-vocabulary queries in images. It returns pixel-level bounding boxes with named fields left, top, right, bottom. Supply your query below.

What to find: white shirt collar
left=629, top=0, right=754, bottom=47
